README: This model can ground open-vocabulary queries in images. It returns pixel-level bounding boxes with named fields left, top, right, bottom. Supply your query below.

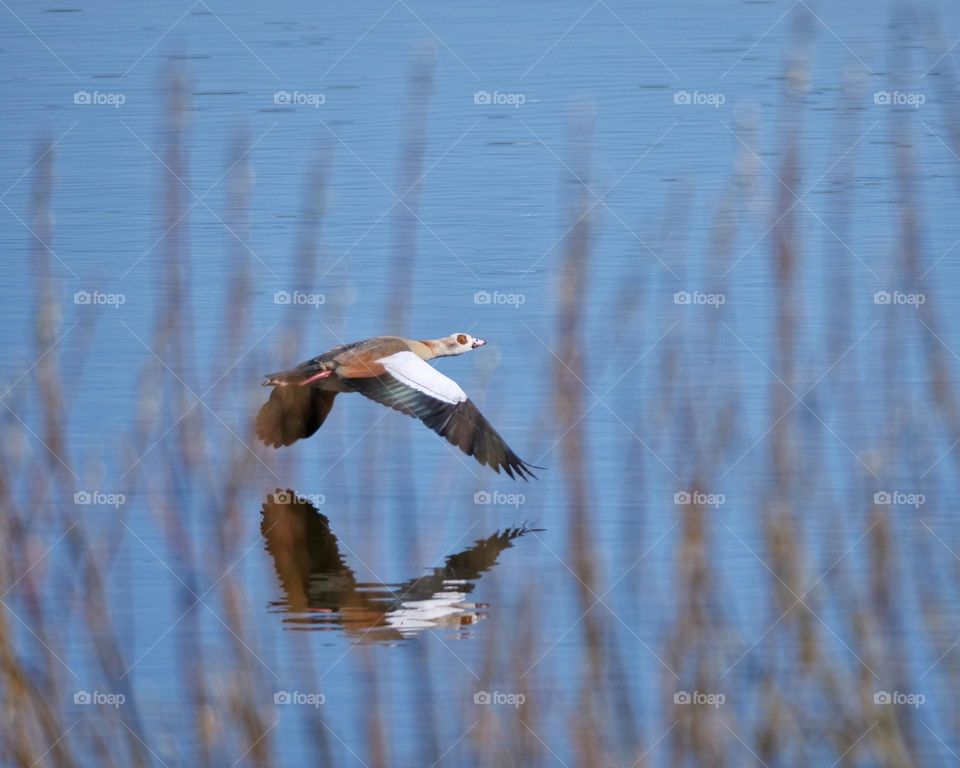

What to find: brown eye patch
left=457, top=334, right=468, bottom=345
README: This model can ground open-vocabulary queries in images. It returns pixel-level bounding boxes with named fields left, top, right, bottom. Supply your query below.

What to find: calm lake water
left=3, top=1, right=960, bottom=765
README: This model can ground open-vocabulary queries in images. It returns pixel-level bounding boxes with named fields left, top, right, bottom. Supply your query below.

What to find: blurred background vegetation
left=3, top=1, right=960, bottom=765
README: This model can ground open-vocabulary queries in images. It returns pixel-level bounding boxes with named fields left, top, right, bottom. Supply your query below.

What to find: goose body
left=256, top=333, right=537, bottom=480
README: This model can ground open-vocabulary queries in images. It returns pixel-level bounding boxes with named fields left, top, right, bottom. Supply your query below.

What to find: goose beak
left=472, top=338, right=487, bottom=349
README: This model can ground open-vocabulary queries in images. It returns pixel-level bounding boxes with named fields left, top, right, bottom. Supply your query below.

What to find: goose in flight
left=256, top=333, right=538, bottom=479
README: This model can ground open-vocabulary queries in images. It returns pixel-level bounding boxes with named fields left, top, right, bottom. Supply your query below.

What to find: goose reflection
left=261, top=490, right=539, bottom=641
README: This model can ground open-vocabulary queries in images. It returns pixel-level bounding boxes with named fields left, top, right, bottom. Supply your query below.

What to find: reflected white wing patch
left=376, top=351, right=467, bottom=405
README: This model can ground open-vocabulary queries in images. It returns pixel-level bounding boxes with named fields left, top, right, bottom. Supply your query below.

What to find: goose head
left=437, top=332, right=486, bottom=356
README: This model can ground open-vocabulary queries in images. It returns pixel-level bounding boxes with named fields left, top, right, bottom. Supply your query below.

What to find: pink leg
left=299, top=369, right=332, bottom=386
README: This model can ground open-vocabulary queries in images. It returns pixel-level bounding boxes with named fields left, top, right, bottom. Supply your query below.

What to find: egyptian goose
left=256, top=333, right=538, bottom=479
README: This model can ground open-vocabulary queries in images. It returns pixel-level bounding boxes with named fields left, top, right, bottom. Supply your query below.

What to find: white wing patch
left=376, top=351, right=467, bottom=405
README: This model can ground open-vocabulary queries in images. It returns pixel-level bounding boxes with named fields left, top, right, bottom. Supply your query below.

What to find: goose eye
left=456, top=334, right=468, bottom=345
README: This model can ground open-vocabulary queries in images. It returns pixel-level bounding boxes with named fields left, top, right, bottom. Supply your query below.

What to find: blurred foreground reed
left=3, top=15, right=960, bottom=767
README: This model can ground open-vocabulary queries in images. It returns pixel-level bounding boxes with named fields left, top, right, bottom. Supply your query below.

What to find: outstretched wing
left=256, top=387, right=337, bottom=448
left=345, top=351, right=537, bottom=480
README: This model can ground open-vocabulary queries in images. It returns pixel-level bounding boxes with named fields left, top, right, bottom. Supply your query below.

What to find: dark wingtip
left=509, top=456, right=542, bottom=481
left=512, top=520, right=546, bottom=535
left=493, top=522, right=546, bottom=540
